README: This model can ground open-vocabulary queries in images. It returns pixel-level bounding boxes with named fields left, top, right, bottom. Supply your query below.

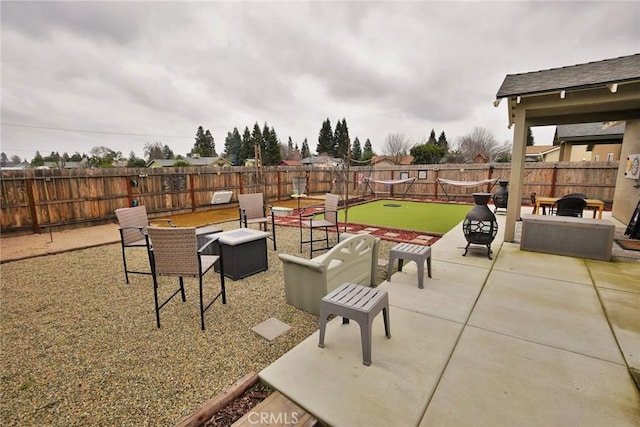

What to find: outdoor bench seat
left=278, top=234, right=380, bottom=316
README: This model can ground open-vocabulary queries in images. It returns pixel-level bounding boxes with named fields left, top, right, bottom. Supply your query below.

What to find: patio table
left=533, top=197, right=604, bottom=219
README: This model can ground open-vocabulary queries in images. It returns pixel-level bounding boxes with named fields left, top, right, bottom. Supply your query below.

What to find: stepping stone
left=251, top=317, right=291, bottom=341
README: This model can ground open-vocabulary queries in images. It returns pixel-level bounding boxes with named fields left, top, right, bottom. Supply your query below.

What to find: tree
left=89, top=146, right=118, bottom=168
left=0, top=152, right=8, bottom=165
left=251, top=123, right=264, bottom=165
left=127, top=151, right=146, bottom=168
left=144, top=142, right=164, bottom=161
left=317, top=118, right=333, bottom=155
left=455, top=127, right=507, bottom=162
left=69, top=152, right=83, bottom=162
left=361, top=139, right=374, bottom=162
left=410, top=143, right=446, bottom=164
left=427, top=129, right=437, bottom=145
left=282, top=137, right=301, bottom=161
left=383, top=133, right=411, bottom=165
left=527, top=127, right=535, bottom=146
left=162, top=145, right=175, bottom=159
left=192, top=126, right=216, bottom=157
left=224, top=128, right=242, bottom=165
left=351, top=137, right=362, bottom=163
left=44, top=151, right=65, bottom=168
left=437, top=131, right=449, bottom=150
left=301, top=138, right=311, bottom=158
left=239, top=126, right=253, bottom=164
left=333, top=118, right=350, bottom=158
left=494, top=140, right=513, bottom=162
left=172, top=159, right=191, bottom=167
left=10, top=154, right=21, bottom=164
left=263, top=124, right=282, bottom=165
left=31, top=151, right=44, bottom=167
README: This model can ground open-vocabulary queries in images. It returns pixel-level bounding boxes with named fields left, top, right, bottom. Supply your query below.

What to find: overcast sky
left=1, top=1, right=639, bottom=162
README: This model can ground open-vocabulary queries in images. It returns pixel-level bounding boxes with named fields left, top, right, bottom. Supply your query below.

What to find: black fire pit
left=462, top=193, right=498, bottom=259
left=493, top=180, right=509, bottom=213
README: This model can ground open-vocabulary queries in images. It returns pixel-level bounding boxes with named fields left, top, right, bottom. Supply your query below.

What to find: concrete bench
left=520, top=214, right=615, bottom=261
left=318, top=282, right=391, bottom=366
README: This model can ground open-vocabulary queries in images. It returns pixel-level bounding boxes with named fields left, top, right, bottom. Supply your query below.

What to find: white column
left=504, top=108, right=529, bottom=242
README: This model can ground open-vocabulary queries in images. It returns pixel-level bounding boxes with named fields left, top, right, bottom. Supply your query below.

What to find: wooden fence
left=0, top=161, right=619, bottom=234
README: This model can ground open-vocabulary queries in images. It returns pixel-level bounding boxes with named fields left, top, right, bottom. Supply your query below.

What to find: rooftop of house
left=496, top=53, right=640, bottom=99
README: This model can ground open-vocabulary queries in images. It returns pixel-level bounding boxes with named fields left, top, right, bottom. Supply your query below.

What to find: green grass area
left=338, top=200, right=472, bottom=234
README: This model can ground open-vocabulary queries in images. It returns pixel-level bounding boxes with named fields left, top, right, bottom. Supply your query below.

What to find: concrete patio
left=260, top=211, right=640, bottom=426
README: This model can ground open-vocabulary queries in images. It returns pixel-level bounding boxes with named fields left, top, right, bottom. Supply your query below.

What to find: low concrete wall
left=520, top=214, right=615, bottom=261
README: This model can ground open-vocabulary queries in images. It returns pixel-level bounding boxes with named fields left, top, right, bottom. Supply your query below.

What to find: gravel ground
left=0, top=222, right=395, bottom=426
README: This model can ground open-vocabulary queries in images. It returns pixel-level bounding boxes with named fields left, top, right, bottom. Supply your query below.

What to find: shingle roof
left=556, top=122, right=625, bottom=139
left=496, top=54, right=640, bottom=99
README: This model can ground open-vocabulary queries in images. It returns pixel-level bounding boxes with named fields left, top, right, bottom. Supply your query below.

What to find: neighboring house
left=525, top=145, right=561, bottom=162
left=278, top=160, right=302, bottom=166
left=553, top=122, right=625, bottom=161
left=146, top=156, right=231, bottom=168
left=41, top=160, right=89, bottom=169
left=371, top=155, right=414, bottom=167
left=0, top=161, right=31, bottom=170
left=300, top=155, right=344, bottom=167
left=472, top=153, right=488, bottom=164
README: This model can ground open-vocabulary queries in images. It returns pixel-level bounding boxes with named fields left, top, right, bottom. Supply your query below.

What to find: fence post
left=126, top=176, right=133, bottom=207
left=434, top=169, right=439, bottom=200
left=189, top=173, right=196, bottom=211
left=487, top=165, right=494, bottom=192
left=277, top=170, right=282, bottom=201
left=550, top=165, right=558, bottom=197
left=26, top=178, right=40, bottom=233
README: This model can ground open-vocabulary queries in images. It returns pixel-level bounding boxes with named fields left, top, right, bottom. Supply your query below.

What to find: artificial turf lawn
left=338, top=200, right=473, bottom=234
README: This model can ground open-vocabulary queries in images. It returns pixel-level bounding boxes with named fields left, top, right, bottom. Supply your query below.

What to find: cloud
left=1, top=1, right=638, bottom=160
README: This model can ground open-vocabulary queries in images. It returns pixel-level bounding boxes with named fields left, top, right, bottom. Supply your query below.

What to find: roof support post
left=505, top=108, right=529, bottom=242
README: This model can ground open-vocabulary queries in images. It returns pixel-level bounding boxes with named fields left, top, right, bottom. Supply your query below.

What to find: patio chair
left=550, top=196, right=587, bottom=217
left=238, top=193, right=276, bottom=250
left=145, top=226, right=226, bottom=330
left=115, top=205, right=174, bottom=284
left=299, top=193, right=340, bottom=257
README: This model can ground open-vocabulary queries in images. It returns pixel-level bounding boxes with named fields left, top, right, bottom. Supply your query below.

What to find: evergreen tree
left=224, top=127, right=242, bottom=165
left=317, top=118, right=333, bottom=155
left=287, top=137, right=294, bottom=156
left=0, top=152, right=8, bottom=165
left=192, top=126, right=216, bottom=157
left=127, top=151, right=146, bottom=168
left=334, top=118, right=350, bottom=158
left=264, top=125, right=282, bottom=165
left=31, top=151, right=44, bottom=167
left=301, top=139, right=311, bottom=158
left=527, top=127, right=535, bottom=146
left=427, top=129, right=437, bottom=145
left=362, top=139, right=374, bottom=161
left=437, top=131, right=449, bottom=150
left=162, top=145, right=175, bottom=159
left=351, top=137, right=362, bottom=163
left=252, top=123, right=264, bottom=165
left=239, top=126, right=253, bottom=164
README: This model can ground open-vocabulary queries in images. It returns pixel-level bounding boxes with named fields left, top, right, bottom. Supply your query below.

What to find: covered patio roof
left=494, top=53, right=640, bottom=241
